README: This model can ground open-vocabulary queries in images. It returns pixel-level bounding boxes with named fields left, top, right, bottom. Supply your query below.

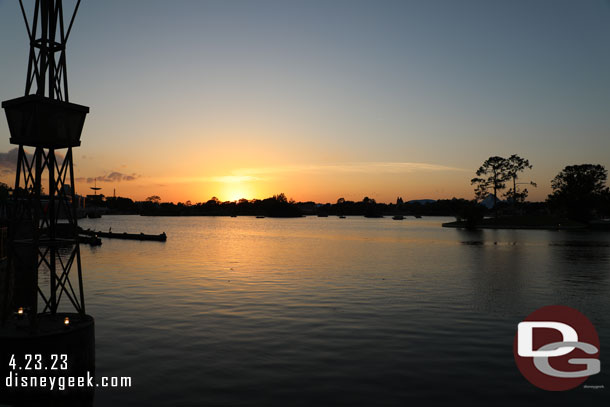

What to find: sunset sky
left=1, top=0, right=609, bottom=203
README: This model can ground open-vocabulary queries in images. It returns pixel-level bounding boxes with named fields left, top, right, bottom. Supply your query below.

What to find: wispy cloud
left=234, top=162, right=467, bottom=176
left=154, top=161, right=466, bottom=185
left=208, top=175, right=260, bottom=183
left=152, top=175, right=262, bottom=184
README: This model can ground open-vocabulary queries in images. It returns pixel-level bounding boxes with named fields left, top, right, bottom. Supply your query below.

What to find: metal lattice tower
left=2, top=0, right=88, bottom=321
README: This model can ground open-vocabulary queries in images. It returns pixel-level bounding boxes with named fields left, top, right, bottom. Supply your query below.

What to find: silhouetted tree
left=207, top=196, right=220, bottom=205
left=547, top=164, right=609, bottom=221
left=273, top=193, right=288, bottom=203
left=362, top=196, right=382, bottom=218
left=471, top=156, right=508, bottom=208
left=146, top=195, right=161, bottom=204
left=362, top=196, right=375, bottom=204
left=503, top=154, right=536, bottom=204
left=334, top=197, right=346, bottom=216
left=263, top=193, right=301, bottom=217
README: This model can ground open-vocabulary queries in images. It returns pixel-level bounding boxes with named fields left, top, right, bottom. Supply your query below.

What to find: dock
left=79, top=228, right=167, bottom=242
left=78, top=234, right=102, bottom=246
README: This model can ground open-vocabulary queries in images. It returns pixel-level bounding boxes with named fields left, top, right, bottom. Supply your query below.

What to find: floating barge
left=79, top=228, right=167, bottom=242
left=78, top=234, right=102, bottom=246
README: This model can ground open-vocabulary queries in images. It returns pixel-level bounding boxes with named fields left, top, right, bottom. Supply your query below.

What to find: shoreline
left=441, top=221, right=587, bottom=230
left=442, top=216, right=610, bottom=231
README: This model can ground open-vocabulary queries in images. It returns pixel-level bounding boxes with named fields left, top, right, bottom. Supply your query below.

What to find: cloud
left=0, top=148, right=66, bottom=173
left=0, top=148, right=28, bottom=171
left=80, top=172, right=141, bottom=183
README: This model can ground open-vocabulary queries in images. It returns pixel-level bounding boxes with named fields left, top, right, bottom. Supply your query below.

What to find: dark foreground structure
left=1, top=1, right=94, bottom=405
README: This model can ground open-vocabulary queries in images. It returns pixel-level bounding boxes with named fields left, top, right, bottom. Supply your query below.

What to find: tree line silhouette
left=127, top=194, right=477, bottom=218
left=0, top=156, right=607, bottom=223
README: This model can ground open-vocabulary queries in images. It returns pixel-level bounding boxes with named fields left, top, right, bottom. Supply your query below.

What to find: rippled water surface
left=75, top=216, right=610, bottom=406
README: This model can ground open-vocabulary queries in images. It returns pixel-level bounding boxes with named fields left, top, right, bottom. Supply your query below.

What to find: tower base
left=0, top=313, right=95, bottom=406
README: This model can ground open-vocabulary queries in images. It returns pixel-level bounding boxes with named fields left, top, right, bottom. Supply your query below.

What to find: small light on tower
left=64, top=317, right=70, bottom=327
left=17, top=307, right=24, bottom=316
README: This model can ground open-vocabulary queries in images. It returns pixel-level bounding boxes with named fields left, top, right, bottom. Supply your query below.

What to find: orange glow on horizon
left=0, top=162, right=554, bottom=205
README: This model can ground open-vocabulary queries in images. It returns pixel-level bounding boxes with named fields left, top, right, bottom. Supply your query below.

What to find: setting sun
left=221, top=184, right=254, bottom=202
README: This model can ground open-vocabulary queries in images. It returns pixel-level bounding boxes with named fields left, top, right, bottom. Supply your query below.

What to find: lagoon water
left=74, top=215, right=609, bottom=406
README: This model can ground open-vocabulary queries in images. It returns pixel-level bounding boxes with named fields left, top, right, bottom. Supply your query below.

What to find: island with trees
left=443, top=155, right=610, bottom=230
